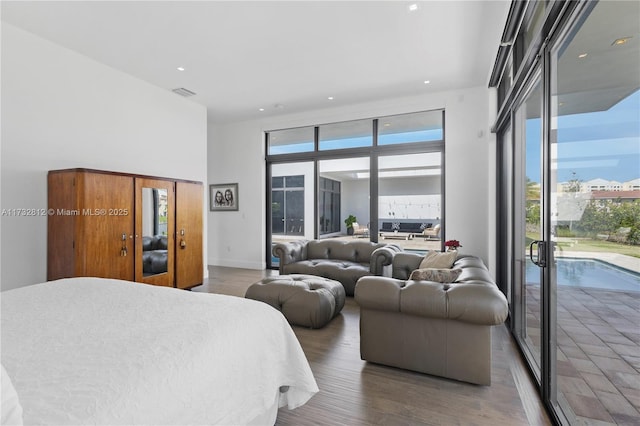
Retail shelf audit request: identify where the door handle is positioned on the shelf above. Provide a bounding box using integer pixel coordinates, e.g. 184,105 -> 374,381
529,240 -> 547,267
120,232 -> 128,257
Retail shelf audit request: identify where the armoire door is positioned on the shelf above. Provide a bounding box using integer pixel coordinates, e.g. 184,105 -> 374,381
175,181 -> 203,289
78,172 -> 135,280
135,178 -> 175,287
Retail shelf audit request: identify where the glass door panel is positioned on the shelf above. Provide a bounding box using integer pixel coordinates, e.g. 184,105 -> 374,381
319,177 -> 341,235
378,153 -> 442,253
515,75 -> 543,373
271,189 -> 285,234
550,1 -> 640,422
269,162 -> 314,268
318,157 -> 369,239
285,189 -> 304,236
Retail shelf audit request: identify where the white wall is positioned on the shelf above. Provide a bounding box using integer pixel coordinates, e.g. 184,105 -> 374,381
1,24 -> 208,290
208,86 -> 498,273
207,122 -> 266,269
341,179 -> 369,233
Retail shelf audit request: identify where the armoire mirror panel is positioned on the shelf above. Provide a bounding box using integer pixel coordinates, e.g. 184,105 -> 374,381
141,187 -> 169,277
135,178 -> 175,287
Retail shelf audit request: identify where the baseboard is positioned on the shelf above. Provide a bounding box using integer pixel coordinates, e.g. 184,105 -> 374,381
208,257 -> 266,270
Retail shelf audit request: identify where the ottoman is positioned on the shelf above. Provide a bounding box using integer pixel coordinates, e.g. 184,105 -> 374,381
245,274 -> 346,328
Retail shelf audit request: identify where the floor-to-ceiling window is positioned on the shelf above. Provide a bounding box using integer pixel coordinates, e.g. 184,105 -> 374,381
266,110 -> 445,268
492,1 -> 640,424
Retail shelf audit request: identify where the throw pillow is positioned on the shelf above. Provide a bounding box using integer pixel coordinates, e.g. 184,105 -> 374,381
419,250 -> 457,269
409,268 -> 463,283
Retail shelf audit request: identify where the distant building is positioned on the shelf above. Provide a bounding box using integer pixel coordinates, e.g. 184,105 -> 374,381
590,190 -> 640,202
623,178 -> 640,191
556,178 -> 640,198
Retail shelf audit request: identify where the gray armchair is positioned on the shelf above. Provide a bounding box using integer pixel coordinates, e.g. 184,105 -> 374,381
355,252 -> 508,385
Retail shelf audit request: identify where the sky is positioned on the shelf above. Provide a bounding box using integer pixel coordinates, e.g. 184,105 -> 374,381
526,89 -> 640,184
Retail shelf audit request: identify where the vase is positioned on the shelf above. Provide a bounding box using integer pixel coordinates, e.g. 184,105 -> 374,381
446,247 -> 457,252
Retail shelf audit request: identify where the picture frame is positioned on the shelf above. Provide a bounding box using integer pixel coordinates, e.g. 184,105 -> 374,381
209,183 -> 238,211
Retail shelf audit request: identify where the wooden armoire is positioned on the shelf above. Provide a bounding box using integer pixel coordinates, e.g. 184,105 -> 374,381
47,168 -> 203,289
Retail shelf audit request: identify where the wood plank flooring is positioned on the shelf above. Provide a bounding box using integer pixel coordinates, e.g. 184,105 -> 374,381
194,266 -> 552,425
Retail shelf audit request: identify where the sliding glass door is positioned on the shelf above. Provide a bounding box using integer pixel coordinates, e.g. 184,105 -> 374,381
548,2 -> 640,422
497,1 -> 640,423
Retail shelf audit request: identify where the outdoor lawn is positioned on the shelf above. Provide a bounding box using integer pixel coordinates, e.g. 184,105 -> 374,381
556,237 -> 640,258
526,233 -> 640,259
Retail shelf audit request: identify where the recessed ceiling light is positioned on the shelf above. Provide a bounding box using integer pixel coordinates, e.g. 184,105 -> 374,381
258,108 -> 265,112
424,80 -> 430,84
327,96 -> 334,100
612,36 -> 632,46
578,53 -> 588,58
177,66 -> 185,71
383,123 -> 391,127
408,3 -> 419,12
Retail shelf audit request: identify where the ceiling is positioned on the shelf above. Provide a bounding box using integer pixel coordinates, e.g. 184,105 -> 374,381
524,0 -> 640,118
1,1 -> 511,124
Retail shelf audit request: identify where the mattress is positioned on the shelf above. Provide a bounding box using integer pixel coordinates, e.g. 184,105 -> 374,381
1,277 -> 318,425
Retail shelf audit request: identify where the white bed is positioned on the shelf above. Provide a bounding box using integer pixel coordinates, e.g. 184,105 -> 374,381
0,277 -> 318,425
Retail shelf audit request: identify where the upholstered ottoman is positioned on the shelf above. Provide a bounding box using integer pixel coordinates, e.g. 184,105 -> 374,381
245,274 -> 346,328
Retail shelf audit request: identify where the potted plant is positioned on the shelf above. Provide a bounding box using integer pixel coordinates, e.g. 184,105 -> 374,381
344,214 -> 357,235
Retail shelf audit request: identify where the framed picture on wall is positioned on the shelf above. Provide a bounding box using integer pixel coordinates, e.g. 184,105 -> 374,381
210,183 -> 238,211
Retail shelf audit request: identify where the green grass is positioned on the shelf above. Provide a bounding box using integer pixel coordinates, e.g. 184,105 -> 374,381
558,239 -> 640,258
526,233 -> 640,258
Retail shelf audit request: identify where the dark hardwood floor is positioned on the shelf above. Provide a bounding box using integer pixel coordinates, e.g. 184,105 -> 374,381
194,266 -> 553,425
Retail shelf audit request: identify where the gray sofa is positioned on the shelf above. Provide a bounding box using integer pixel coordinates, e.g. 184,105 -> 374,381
272,239 -> 401,296
142,235 -> 168,275
355,252 -> 508,385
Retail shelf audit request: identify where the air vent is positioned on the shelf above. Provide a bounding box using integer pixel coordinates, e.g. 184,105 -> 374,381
171,87 -> 196,97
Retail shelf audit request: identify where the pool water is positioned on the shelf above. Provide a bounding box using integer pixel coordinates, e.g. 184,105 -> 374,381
526,258 -> 640,292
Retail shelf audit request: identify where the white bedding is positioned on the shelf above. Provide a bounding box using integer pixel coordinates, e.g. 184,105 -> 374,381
0,278 -> 318,425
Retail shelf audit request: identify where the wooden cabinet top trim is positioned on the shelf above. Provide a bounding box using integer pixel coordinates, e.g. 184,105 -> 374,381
48,168 -> 203,185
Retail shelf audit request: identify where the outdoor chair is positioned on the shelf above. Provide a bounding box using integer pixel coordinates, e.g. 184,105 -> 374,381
352,222 -> 370,238
422,224 -> 441,240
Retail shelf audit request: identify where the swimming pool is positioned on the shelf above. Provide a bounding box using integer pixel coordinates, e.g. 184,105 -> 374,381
526,257 -> 640,292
